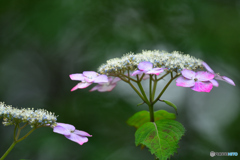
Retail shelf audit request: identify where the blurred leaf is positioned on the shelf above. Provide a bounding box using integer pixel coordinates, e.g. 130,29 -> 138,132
127,110 -> 176,129
135,120 -> 185,160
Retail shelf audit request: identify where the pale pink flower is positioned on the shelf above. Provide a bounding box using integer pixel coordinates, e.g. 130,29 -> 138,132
70,71 -> 108,91
131,61 -> 165,76
176,69 -> 215,92
90,77 -> 121,92
202,62 -> 235,86
53,123 -> 92,145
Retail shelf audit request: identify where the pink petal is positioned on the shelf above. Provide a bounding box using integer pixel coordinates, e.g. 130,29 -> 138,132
209,79 -> 219,87
214,74 -> 222,79
216,76 -> 235,86
94,75 -> 108,83
131,70 -> 143,76
89,85 -> 101,92
83,71 -> 98,78
195,71 -> 214,81
69,74 -> 84,81
71,82 -> 92,91
202,62 -> 214,73
65,133 -> 89,145
176,76 -> 195,87
111,77 -> 121,84
98,84 -> 116,92
55,123 -> 75,131
84,77 -> 95,83
138,61 -> 153,71
53,126 -> 71,136
107,77 -> 113,82
53,123 -> 75,136
181,69 -> 196,79
74,130 -> 92,137
142,74 -> 150,80
146,68 -> 164,75
191,81 -> 213,92
71,84 -> 80,91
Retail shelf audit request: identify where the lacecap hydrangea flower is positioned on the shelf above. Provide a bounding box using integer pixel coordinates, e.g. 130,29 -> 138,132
69,50 -> 235,159
0,102 -> 57,128
70,50 -> 235,93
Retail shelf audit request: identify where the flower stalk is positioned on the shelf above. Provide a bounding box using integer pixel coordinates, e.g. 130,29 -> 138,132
153,73 -> 179,105
0,124 -> 36,160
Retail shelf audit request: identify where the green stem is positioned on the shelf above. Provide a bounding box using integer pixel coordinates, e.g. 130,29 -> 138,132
119,73 -> 138,82
157,72 -> 169,81
152,75 -> 157,100
136,75 -> 150,106
0,124 -> 37,160
17,128 -> 36,143
20,123 -> 28,130
139,73 -> 145,81
0,141 -> 17,160
152,74 -> 179,105
128,81 -> 146,102
118,74 -> 147,103
149,104 -> 154,122
149,75 -> 153,102
13,125 -> 18,141
15,125 -> 21,140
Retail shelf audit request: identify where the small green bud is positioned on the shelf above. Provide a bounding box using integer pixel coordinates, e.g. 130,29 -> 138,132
161,100 -> 178,115
137,102 -> 145,106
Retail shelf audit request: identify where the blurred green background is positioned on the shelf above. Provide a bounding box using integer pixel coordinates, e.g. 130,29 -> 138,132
0,0 -> 240,160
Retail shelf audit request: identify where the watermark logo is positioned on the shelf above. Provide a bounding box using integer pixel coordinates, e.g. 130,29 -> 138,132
210,151 -> 238,157
210,151 -> 215,157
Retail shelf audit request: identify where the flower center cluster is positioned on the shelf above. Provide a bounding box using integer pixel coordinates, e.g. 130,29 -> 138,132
0,102 -> 57,128
98,50 -> 203,75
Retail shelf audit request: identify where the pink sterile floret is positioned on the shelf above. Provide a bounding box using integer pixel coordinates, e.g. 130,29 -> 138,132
202,62 -> 235,86
90,77 -> 121,92
131,61 -> 165,76
53,123 -> 92,145
176,69 -> 215,92
70,71 -> 108,91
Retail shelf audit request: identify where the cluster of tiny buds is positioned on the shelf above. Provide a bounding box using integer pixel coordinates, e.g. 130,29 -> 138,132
98,50 -> 203,75
0,102 -> 57,128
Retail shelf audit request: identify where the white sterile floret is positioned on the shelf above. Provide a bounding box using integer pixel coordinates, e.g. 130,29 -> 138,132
0,102 -> 57,127
98,50 -> 203,75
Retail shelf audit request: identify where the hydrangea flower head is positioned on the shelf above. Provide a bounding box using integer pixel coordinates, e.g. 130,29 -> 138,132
202,62 -> 235,86
90,77 -> 121,92
70,71 -> 108,91
0,102 -> 57,127
98,50 -> 203,75
131,61 -> 165,76
176,69 -> 215,92
53,123 -> 92,145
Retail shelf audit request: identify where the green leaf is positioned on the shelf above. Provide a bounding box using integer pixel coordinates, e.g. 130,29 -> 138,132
135,120 -> 185,160
127,110 -> 176,129
161,100 -> 178,115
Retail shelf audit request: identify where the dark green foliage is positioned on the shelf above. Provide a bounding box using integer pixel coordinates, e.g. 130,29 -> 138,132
127,110 -> 176,129
135,120 -> 185,160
